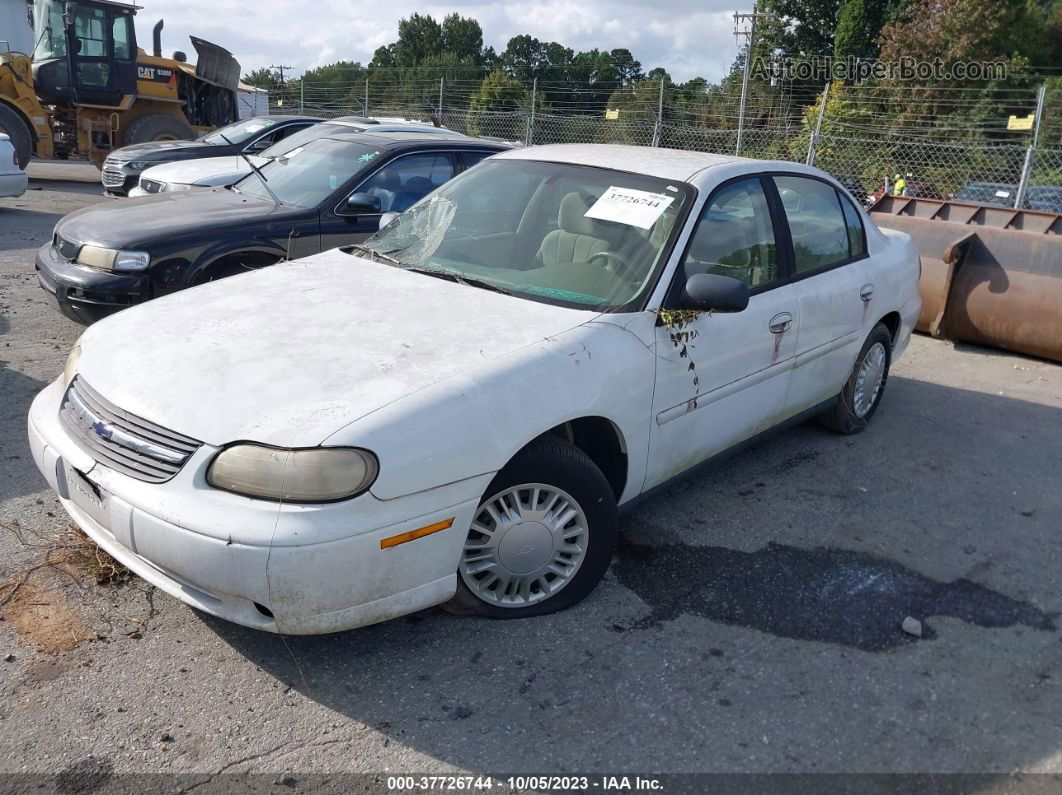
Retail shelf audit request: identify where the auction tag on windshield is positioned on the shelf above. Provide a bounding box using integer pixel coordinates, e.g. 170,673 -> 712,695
585,186 -> 674,230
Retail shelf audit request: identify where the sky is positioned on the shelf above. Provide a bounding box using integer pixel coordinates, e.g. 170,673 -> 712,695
130,0 -> 743,84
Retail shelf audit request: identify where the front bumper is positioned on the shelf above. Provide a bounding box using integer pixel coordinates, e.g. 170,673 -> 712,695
0,171 -> 28,199
28,379 -> 483,634
35,243 -> 149,324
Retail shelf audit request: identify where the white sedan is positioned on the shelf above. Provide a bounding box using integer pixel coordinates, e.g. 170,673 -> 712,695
0,133 -> 28,198
28,144 -> 921,634
127,118 -> 460,197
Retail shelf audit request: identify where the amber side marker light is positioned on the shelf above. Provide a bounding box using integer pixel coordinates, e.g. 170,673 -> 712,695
380,518 -> 455,549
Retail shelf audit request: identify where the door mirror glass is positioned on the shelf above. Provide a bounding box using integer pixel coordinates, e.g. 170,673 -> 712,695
343,192 -> 382,215
682,273 -> 749,313
378,211 -> 400,230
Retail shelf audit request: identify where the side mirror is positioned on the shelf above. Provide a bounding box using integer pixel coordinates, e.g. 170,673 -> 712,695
378,211 -> 400,230
682,273 -> 749,312
343,192 -> 382,215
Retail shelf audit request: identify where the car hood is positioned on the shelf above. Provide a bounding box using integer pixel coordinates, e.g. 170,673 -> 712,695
56,188 -> 303,248
141,156 -> 258,186
76,250 -> 600,447
110,140 -> 224,162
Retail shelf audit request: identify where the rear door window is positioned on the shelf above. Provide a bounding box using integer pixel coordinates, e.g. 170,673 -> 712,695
773,175 -> 851,274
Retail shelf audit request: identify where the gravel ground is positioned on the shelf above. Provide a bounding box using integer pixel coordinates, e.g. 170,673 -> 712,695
1,170 -> 1060,784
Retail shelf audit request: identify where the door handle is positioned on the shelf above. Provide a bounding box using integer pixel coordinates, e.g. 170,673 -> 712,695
860,283 -> 875,302
769,312 -> 793,334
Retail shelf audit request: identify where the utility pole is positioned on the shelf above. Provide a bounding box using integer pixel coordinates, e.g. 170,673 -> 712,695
269,64 -> 292,110
438,77 -> 444,118
1014,83 -> 1047,210
733,10 -> 768,157
365,77 -> 370,117
269,64 -> 293,85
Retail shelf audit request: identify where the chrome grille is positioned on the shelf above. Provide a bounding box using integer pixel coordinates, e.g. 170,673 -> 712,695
102,166 -> 126,187
141,179 -> 163,194
60,377 -> 201,483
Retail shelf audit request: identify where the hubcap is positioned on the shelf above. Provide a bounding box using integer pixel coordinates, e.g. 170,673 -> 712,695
853,342 -> 887,417
460,483 -> 589,608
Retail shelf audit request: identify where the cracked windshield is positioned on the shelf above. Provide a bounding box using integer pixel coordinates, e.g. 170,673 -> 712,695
357,159 -> 692,310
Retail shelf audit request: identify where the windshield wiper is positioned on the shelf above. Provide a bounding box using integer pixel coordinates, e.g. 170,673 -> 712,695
401,266 -> 512,296
344,244 -> 402,266
215,132 -> 235,146
239,152 -> 282,205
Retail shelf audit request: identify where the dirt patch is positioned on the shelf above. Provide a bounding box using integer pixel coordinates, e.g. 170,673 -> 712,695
0,523 -> 132,652
2,580 -> 92,654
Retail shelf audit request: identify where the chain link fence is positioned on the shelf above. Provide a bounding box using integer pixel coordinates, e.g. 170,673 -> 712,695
268,95 -> 1062,213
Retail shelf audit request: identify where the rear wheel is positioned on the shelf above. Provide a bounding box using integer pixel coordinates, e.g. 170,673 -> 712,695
123,113 -> 194,145
446,437 -> 618,619
817,323 -> 892,434
0,104 -> 33,168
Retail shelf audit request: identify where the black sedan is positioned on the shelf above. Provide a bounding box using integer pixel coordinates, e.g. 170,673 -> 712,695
101,115 -> 322,196
39,129 -> 509,324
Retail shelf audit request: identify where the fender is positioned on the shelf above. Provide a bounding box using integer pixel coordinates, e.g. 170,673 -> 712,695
185,243 -> 286,286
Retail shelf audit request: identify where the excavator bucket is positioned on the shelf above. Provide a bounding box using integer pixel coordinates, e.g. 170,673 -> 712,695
869,196 -> 1062,363
190,36 -> 240,92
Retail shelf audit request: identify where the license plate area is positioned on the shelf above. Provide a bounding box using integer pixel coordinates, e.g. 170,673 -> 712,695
65,463 -> 110,528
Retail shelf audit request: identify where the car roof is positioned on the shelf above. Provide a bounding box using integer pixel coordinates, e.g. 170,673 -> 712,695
315,130 -> 509,150
493,143 -> 740,182
253,114 -> 322,123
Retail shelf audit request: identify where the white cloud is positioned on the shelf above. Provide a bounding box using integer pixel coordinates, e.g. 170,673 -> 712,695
132,0 -> 740,83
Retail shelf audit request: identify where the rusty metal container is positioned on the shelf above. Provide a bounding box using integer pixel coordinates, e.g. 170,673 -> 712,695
869,196 -> 1062,362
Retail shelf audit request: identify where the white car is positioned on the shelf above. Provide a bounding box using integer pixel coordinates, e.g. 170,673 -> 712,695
127,118 -> 458,197
0,133 -> 28,198
28,144 -> 921,635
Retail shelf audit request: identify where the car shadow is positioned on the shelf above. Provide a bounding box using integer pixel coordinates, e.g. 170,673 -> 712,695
0,311 -> 49,502
205,375 -> 1062,773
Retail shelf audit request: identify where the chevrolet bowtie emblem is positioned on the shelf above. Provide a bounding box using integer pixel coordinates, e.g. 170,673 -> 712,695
91,420 -> 113,440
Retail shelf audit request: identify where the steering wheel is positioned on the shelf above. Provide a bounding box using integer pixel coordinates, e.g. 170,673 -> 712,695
589,250 -> 633,279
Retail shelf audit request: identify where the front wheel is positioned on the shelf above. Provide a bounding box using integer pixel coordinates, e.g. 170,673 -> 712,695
446,437 -> 618,619
817,323 -> 892,434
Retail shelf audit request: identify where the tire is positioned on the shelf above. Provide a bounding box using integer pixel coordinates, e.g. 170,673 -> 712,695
817,323 -> 892,434
445,436 -> 618,619
123,113 -> 194,145
0,104 -> 33,168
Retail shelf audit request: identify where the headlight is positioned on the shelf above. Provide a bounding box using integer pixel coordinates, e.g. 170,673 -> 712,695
207,445 -> 379,502
63,342 -> 81,387
162,182 -> 194,192
76,246 -> 150,271
114,250 -> 151,271
125,161 -> 153,172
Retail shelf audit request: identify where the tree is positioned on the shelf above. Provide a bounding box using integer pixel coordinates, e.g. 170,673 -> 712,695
501,35 -> 549,83
833,0 -> 906,60
467,69 -> 543,140
242,67 -> 277,90
393,13 -> 443,67
441,14 -> 484,63
609,48 -> 643,86
755,0 -> 843,58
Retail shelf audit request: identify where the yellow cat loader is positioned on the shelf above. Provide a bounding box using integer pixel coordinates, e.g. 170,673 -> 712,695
0,0 -> 240,167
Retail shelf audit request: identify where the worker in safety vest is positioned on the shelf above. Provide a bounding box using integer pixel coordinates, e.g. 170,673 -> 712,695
892,173 -> 907,196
